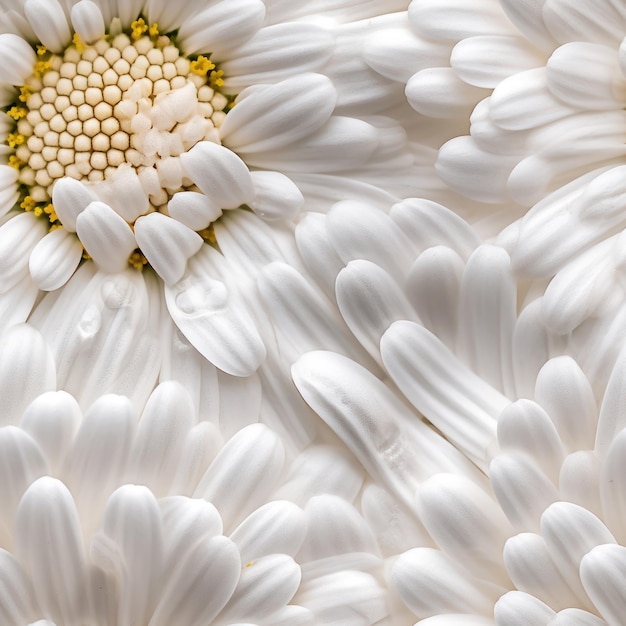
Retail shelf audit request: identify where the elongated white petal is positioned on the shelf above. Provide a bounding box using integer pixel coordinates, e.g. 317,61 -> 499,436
230,500 -> 306,562
249,171 -> 303,221
220,23 -> 334,89
218,554 -> 301,622
0,34 -> 36,86
549,608 -> 607,625
0,324 -> 56,426
29,228 -> 83,291
167,191 -> 222,231
151,535 -> 241,626
503,533 -> 581,611
416,473 -> 513,581
381,320 -> 506,471
560,451 -> 602,519
194,423 -> 285,531
165,261 -> 266,377
70,0 -> 105,43
490,453 -> 559,532
96,485 -> 164,626
534,356 -> 597,452
541,501 -> 615,608
15,478 -> 88,624
580,544 -> 626,626
391,547 -> 503,618
494,591 -> 555,626
219,74 -> 337,153
19,391 -> 80,475
177,0 -> 265,57
596,345 -> 626,456
134,213 -> 203,286
180,141 -> 254,209
24,0 -> 71,53
600,429 -> 626,544
335,259 -> 419,364
0,549 -> 37,624
75,201 -> 137,273
51,177 -> 97,232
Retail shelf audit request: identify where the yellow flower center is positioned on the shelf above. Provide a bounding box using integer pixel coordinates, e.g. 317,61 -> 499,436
5,20 -> 232,227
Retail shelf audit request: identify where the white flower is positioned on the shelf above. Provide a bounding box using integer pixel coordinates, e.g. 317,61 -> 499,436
0,349 -> 393,625
282,198 -> 626,624
0,0 -> 418,376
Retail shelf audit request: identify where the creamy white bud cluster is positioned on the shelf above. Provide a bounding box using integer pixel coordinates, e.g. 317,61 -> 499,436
9,23 -> 230,215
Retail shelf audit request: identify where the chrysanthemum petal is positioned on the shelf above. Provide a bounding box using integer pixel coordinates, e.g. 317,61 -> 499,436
219,74 -> 337,154
0,324 -> 56,426
0,549 -> 37,624
220,23 -> 334,89
51,177 -> 97,233
167,191 -> 222,232
29,228 -> 83,291
493,591 -> 555,626
179,141 -> 255,209
134,213 -> 203,286
70,0 -> 105,44
23,0 -> 71,53
0,33 -> 37,85
248,171 -> 303,221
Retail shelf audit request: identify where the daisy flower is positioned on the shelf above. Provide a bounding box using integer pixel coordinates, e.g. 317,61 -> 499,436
0,0 -> 417,377
0,328 -> 393,625
283,197 -> 626,624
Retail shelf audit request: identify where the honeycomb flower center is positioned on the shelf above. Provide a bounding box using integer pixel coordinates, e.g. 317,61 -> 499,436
7,19 -> 230,221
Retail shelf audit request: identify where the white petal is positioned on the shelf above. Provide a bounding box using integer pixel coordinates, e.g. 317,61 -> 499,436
599,428 -> 626,544
218,554 -> 301,623
335,259 -> 419,365
75,201 -> 137,273
597,345 -> 626,456
219,74 -> 337,154
391,547 -> 502,618
19,390 -> 80,475
177,0 -> 265,57
165,258 -> 266,377
560,451 -> 602,520
457,245 -> 517,397
497,399 -> 565,483
0,324 -> 56,426
167,191 -> 222,231
151,535 -> 241,626
580,544 -> 626,626
248,171 -> 303,221
299,494 -> 378,562
0,34 -> 37,85
194,423 -> 285,531
95,485 -> 164,626
416,473 -> 513,581
29,228 -> 83,291
70,0 -> 105,43
134,213 -> 203,286
219,23 -> 334,89
490,453 -> 559,532
381,321 -> 506,471
130,381 -> 195,495
51,177 -> 97,232
546,42 -> 626,110
230,500 -> 306,562
0,550 -> 37,624
549,608 -> 607,626
24,0 -> 71,53
503,533 -> 580,611
406,68 -> 489,118
15,477 -> 88,624
180,141 -> 254,209
451,35 -> 546,89
499,0 -> 557,51
541,501 -> 615,607
494,591 -> 555,626
534,356 -> 597,452
89,164 -> 149,222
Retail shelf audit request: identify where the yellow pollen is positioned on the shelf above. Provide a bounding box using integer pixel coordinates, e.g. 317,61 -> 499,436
34,60 -> 51,77
33,206 -> 43,217
148,22 -> 160,38
245,561 -> 256,568
72,33 -> 87,53
20,195 -> 36,211
36,44 -> 48,56
49,223 -> 62,232
209,69 -> 224,88
18,86 -> 32,102
7,106 -> 26,120
131,18 -> 149,40
190,55 -> 215,76
128,250 -> 148,270
8,155 -> 23,169
43,203 -> 58,223
7,133 -> 24,148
